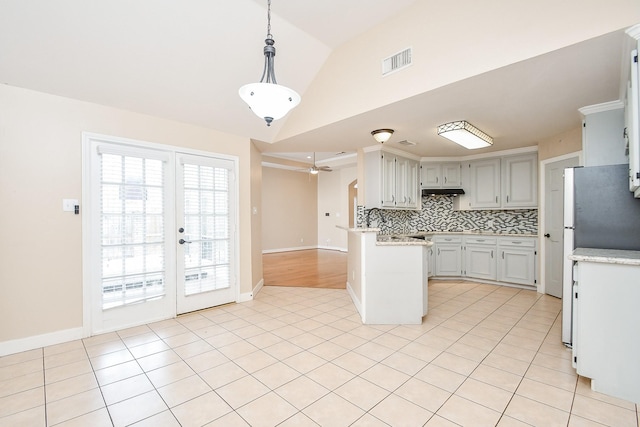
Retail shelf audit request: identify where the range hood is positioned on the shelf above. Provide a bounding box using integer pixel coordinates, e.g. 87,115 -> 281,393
422,188 -> 465,196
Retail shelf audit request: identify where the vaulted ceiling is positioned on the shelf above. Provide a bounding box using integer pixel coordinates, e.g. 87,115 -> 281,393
1,1 -> 639,166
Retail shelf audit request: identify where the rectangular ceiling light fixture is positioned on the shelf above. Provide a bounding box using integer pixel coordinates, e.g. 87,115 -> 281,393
437,121 -> 493,149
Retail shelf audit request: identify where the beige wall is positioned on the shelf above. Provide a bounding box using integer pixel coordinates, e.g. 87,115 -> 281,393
538,127 -> 583,161
280,0 -> 640,140
261,167 -> 318,251
317,166 -> 357,251
250,142 -> 264,290
0,84 -> 255,344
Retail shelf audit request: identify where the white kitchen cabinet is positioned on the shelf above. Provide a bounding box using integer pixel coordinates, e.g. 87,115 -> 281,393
625,47 -> 640,195
464,237 -> 497,280
502,153 -> 538,208
580,102 -> 626,168
421,162 -> 461,188
570,255 -> 640,403
381,152 -> 397,208
460,153 -> 538,210
364,150 -> 420,210
434,235 -> 462,276
425,236 -> 435,277
497,237 -> 536,286
399,158 -> 420,209
468,158 -> 501,209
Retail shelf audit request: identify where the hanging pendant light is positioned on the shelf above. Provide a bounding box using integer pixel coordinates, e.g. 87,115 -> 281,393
239,0 -> 301,126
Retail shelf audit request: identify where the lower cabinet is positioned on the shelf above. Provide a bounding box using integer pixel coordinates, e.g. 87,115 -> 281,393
426,237 -> 435,278
434,236 -> 462,276
430,234 -> 537,287
464,237 -> 497,281
497,238 -> 536,286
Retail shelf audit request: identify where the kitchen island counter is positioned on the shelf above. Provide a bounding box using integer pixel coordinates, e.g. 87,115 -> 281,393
344,228 -> 428,324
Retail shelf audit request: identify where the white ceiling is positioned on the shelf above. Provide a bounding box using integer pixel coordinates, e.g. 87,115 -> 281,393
0,1 -> 633,167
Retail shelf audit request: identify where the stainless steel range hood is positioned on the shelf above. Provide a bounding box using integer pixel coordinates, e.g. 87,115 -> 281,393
421,188 -> 465,196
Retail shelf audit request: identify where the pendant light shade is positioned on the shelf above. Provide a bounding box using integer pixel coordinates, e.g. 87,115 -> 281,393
437,121 -> 493,149
239,83 -> 300,125
239,0 -> 300,126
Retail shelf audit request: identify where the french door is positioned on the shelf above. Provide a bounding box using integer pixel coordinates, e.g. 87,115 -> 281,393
84,135 -> 237,334
175,153 -> 235,314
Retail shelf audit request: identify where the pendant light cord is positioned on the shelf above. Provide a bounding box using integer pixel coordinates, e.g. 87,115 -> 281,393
266,0 -> 272,38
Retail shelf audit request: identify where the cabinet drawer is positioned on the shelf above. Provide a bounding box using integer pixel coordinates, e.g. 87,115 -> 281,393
498,238 -> 536,248
464,237 -> 497,245
434,235 -> 462,244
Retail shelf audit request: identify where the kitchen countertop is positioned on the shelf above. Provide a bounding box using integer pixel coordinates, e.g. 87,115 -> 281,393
338,226 -> 538,246
569,248 -> 640,266
375,235 -> 433,246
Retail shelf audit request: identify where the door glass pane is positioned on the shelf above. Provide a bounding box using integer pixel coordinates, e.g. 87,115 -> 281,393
182,163 -> 231,296
100,153 -> 166,310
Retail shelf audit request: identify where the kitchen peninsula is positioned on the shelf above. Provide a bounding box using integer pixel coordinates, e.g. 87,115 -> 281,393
343,227 -> 431,325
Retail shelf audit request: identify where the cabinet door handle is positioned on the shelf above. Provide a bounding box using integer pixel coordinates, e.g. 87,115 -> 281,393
404,196 -> 407,203
491,250 -> 494,258
477,239 -> 485,242
507,195 -> 510,202
438,248 -> 440,255
495,196 -> 498,203
502,251 -> 505,259
444,176 -> 447,184
436,176 -> 439,183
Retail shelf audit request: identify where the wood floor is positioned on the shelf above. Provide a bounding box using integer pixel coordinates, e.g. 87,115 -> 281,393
263,249 -> 347,289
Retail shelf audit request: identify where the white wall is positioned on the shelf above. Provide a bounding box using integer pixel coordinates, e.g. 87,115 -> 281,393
0,85 -> 256,350
317,166 -> 357,251
261,167 -> 318,252
280,0 -> 640,140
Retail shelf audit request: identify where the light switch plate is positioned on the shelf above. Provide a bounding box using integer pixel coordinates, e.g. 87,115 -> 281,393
63,199 -> 78,212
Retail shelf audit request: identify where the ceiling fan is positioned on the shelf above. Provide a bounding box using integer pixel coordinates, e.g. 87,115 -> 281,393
306,152 -> 332,174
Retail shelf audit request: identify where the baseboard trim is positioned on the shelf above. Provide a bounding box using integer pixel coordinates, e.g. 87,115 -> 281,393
237,279 -> 263,302
0,327 -> 84,357
317,245 -> 347,252
346,282 -> 363,320
262,246 -> 317,254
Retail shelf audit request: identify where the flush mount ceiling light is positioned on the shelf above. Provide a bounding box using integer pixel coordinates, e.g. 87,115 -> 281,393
239,0 -> 301,126
437,121 -> 493,149
371,128 -> 394,144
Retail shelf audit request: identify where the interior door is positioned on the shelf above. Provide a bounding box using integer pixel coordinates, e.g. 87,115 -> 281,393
176,154 -> 236,314
544,156 -> 579,298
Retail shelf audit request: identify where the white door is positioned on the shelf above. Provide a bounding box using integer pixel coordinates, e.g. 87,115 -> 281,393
85,136 -> 237,334
544,156 -> 579,298
176,154 -> 236,314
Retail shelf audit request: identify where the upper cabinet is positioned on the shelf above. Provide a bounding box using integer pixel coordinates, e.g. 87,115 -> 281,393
625,24 -> 640,197
364,150 -> 420,210
420,162 -> 461,188
580,102 -> 626,168
461,152 -> 538,210
502,153 -> 538,208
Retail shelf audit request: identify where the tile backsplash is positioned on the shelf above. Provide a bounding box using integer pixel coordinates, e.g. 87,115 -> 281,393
358,196 -> 538,234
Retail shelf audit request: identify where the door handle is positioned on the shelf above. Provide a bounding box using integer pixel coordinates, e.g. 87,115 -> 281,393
179,239 -> 192,245
544,233 -> 550,238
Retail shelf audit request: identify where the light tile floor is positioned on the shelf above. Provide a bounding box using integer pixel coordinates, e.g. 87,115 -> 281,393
0,280 -> 638,426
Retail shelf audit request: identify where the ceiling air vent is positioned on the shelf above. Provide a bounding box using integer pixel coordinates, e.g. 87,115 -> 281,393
382,47 -> 412,76
397,140 -> 416,146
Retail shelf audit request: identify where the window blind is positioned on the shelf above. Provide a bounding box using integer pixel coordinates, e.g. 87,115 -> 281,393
100,152 -> 166,309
